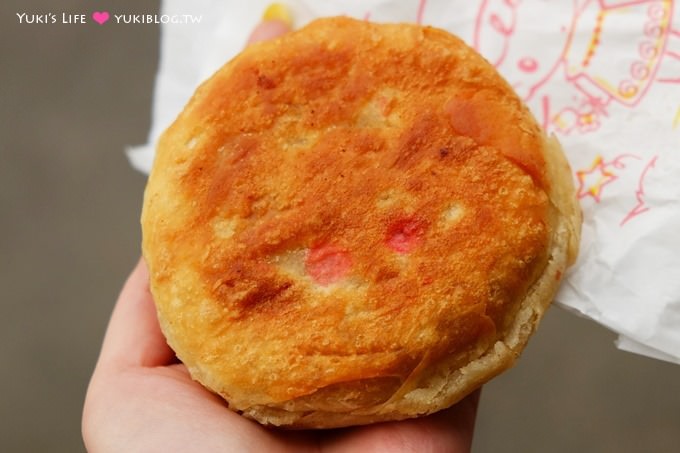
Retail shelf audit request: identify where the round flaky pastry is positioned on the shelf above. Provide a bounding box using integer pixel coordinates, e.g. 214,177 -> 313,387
142,17 -> 581,428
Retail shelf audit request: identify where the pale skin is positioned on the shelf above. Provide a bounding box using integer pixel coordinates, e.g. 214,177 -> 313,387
82,21 -> 480,453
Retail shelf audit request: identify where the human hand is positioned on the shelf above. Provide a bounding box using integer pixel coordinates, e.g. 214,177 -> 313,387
82,259 -> 479,452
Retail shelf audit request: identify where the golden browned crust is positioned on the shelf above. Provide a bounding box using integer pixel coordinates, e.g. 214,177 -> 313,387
141,17 -> 581,428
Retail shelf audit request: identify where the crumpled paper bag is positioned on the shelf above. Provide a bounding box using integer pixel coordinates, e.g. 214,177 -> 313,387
129,0 -> 680,364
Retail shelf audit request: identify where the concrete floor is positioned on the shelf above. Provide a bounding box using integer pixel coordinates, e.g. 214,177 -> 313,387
1,0 -> 678,451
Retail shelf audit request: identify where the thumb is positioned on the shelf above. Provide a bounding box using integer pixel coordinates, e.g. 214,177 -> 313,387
247,3 -> 293,44
95,258 -> 175,371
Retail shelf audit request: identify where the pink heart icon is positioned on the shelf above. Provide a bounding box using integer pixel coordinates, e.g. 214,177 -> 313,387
92,11 -> 110,25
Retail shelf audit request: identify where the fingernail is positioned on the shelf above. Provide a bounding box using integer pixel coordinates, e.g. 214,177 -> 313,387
262,3 -> 293,28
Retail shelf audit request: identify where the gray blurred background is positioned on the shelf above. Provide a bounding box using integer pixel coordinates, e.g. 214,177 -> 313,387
1,1 -> 678,451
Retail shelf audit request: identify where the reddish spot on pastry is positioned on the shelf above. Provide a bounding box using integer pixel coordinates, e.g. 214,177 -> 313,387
386,217 -> 424,253
305,244 -> 352,285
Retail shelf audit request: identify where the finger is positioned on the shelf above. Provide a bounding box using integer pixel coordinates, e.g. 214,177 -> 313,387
96,258 -> 176,371
320,389 -> 481,453
247,3 -> 292,45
